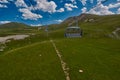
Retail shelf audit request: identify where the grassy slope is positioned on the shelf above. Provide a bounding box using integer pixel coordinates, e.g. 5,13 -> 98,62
80,15 -> 120,37
0,22 -> 28,29
54,38 -> 120,80
0,41 -> 65,80
48,26 -> 120,80
60,14 -> 120,38
49,14 -> 120,80
0,22 -> 38,36
0,14 -> 120,80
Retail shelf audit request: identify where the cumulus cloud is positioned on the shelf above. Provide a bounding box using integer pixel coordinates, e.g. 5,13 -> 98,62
70,0 -> 77,4
70,0 -> 75,2
88,3 -> 114,15
0,0 -> 9,3
0,4 -> 7,8
34,0 -> 57,13
0,0 -> 10,8
82,0 -> 120,15
15,0 -> 27,8
57,8 -> 64,12
0,21 -> 11,24
108,2 -> 120,8
81,7 -> 87,13
14,0 -> 66,21
80,0 -> 87,6
29,0 -> 64,13
15,0 -> 43,20
97,0 -> 106,3
117,8 -> 120,14
90,0 -> 93,3
55,19 -> 63,23
65,3 -> 78,11
30,24 -> 42,26
19,8 -> 42,20
80,0 -> 106,5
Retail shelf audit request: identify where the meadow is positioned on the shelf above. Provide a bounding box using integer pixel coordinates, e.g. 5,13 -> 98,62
0,14 -> 120,80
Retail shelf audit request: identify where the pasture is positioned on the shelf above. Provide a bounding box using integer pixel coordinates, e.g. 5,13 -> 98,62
0,14 -> 120,80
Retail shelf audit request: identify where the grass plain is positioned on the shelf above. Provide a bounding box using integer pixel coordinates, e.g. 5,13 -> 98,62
0,14 -> 120,80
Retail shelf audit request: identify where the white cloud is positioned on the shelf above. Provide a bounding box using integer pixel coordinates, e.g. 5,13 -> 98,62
0,0 -> 10,8
90,0 -> 93,3
80,0 -> 87,6
97,0 -> 106,2
97,0 -> 108,5
30,24 -> 42,26
117,8 -> 120,14
34,0 -> 57,13
65,3 -> 78,11
81,7 -> 87,13
88,3 -> 115,15
15,0 -> 43,20
14,0 -> 65,21
0,21 -> 11,24
15,0 -> 27,8
0,0 -> 9,3
15,0 -> 65,20
57,8 -> 64,12
70,0 -> 75,2
108,2 -> 120,8
55,19 -> 63,23
19,8 -> 42,20
0,4 -> 7,8
70,0 -> 77,4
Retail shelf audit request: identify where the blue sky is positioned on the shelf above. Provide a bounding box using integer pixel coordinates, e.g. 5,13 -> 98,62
0,0 -> 120,26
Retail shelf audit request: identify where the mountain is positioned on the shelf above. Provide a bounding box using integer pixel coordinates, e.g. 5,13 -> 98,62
0,22 -> 30,29
0,22 -> 37,36
62,14 -> 120,27
57,14 -> 120,38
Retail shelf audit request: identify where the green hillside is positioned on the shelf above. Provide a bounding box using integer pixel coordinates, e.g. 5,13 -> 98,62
0,22 -> 38,36
0,22 -> 29,28
0,14 -> 120,80
57,14 -> 120,39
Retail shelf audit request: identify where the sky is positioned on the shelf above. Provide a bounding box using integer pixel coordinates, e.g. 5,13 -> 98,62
0,0 -> 120,26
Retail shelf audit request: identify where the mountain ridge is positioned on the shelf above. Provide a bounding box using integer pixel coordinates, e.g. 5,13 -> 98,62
0,22 -> 30,29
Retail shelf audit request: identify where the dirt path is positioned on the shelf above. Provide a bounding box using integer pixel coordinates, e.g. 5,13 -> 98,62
1,41 -> 48,56
50,39 -> 70,80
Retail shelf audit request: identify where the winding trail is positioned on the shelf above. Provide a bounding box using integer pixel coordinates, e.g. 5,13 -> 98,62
50,39 -> 70,80
1,41 -> 48,56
